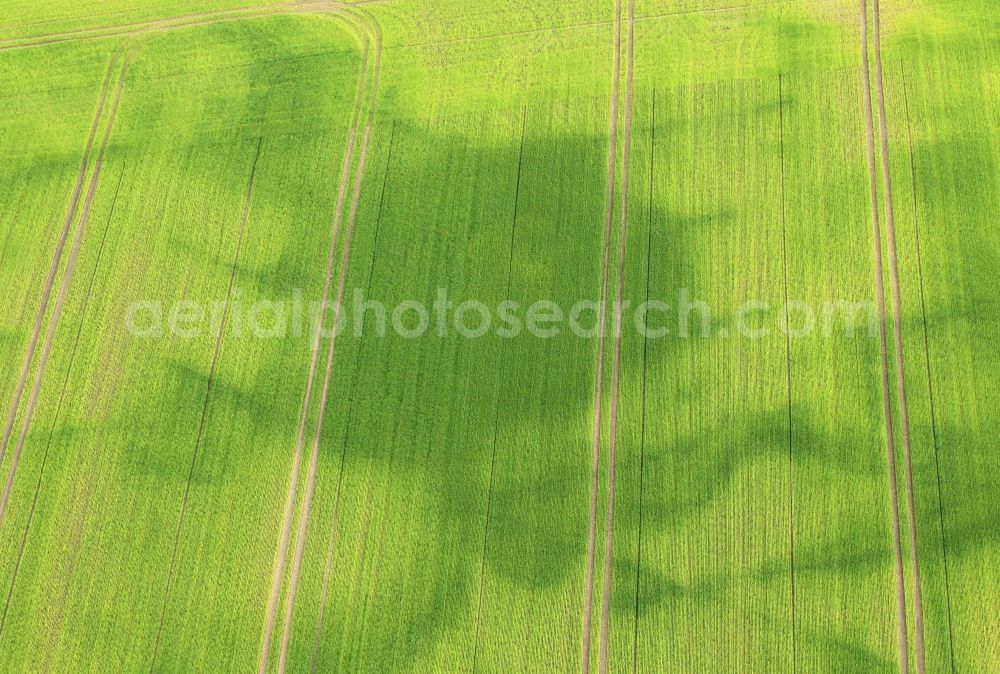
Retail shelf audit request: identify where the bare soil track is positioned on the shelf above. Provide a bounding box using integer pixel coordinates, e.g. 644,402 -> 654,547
259,9 -> 383,674
598,0 -> 635,671
0,56 -> 125,655
0,52 -> 128,529
582,0 -> 623,669
0,163 -> 126,655
308,117 -> 398,673
258,118 -> 358,674
871,1 -> 926,670
0,0 -> 377,535
859,1 -> 913,672
276,121 -> 375,673
0,4 -> 383,669
0,50 -> 121,477
275,51 -> 382,673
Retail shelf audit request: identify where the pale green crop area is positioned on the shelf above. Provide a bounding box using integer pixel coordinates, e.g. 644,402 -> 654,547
0,1 -> 996,672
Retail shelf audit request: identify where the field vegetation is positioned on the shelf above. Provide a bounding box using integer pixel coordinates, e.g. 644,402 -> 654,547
0,0 -> 995,672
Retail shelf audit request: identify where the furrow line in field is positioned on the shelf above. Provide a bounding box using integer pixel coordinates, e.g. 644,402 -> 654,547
899,62 -> 957,674
309,117 -> 396,673
272,13 -> 383,670
630,87 -> 655,674
148,137 -> 265,672
470,106 -> 528,674
0,0 -> 374,535
871,3 -> 926,671
275,119 -> 376,674
0,55 -> 128,530
0,49 -> 121,471
777,72 -> 797,671
0,4 -> 381,669
258,14 -> 373,672
598,0 -> 635,670
858,2 -> 910,672
0,163 -> 125,641
582,0 -> 623,670
11,8 -> 381,670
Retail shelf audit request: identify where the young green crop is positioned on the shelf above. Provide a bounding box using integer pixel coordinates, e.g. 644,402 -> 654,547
0,0 -> 995,672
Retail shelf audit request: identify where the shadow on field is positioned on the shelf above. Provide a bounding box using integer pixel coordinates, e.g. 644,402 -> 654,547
0,328 -> 21,361
88,85 -> 999,672
295,111 -> 939,671
303,117 -> 1000,671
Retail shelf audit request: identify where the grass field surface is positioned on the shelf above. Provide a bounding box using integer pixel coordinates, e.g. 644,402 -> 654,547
0,0 -> 996,672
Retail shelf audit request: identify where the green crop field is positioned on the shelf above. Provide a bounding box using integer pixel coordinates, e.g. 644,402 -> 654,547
0,0 -> 995,672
